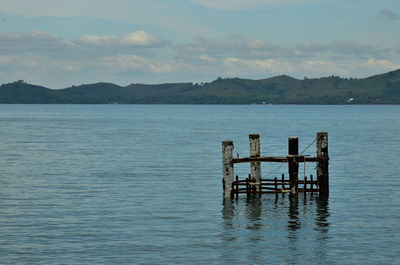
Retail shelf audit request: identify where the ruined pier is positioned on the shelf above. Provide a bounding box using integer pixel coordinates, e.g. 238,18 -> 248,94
222,132 -> 329,198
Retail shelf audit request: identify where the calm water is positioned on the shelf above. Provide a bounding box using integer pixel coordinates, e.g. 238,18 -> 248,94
0,105 -> 399,264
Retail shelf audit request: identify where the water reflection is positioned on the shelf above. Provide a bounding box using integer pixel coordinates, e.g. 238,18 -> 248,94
245,195 -> 262,231
220,199 -> 236,263
288,196 -> 301,232
315,196 -> 330,233
286,196 -> 301,264
221,199 -> 235,240
220,195 -> 331,263
314,196 -> 330,263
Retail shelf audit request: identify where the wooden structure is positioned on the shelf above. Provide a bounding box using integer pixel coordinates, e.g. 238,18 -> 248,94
222,132 -> 329,198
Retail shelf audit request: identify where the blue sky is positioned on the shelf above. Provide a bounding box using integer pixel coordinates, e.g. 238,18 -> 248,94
0,0 -> 399,88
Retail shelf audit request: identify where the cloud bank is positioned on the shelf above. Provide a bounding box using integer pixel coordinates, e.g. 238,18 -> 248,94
0,30 -> 399,88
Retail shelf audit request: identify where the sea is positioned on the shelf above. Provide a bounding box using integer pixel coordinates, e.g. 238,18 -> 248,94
0,104 -> 399,264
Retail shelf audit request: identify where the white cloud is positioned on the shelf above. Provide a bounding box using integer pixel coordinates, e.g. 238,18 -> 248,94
120,31 -> 162,46
0,31 -> 66,55
59,62 -> 81,72
101,54 -> 176,73
295,41 -> 389,57
301,60 -> 347,76
365,58 -> 400,71
223,57 -> 294,75
303,60 -> 336,67
76,31 -> 166,48
176,35 -> 393,62
0,55 -> 38,68
193,54 -> 217,63
220,56 -> 399,79
367,58 -> 392,67
247,38 -> 269,49
226,34 -> 277,51
175,34 -> 281,60
77,35 -> 115,46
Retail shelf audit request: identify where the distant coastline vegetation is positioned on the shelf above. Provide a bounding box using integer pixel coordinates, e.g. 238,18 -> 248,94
1,69 -> 400,104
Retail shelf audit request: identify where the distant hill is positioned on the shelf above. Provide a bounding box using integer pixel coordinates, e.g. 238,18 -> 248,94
1,69 -> 400,104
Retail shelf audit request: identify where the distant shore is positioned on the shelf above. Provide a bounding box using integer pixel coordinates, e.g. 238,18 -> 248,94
1,69 -> 399,104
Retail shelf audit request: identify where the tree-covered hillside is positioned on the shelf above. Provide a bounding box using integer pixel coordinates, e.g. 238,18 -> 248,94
1,69 -> 400,104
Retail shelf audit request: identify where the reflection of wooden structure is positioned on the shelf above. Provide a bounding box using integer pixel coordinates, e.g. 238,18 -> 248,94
222,132 -> 329,198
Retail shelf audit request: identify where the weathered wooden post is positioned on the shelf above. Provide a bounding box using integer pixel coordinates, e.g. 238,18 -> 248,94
249,134 -> 261,192
317,132 -> 329,195
288,137 -> 299,195
222,140 -> 234,198
304,176 -> 307,197
310,174 -> 314,194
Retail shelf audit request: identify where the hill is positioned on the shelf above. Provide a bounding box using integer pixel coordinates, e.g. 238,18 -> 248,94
1,69 -> 400,104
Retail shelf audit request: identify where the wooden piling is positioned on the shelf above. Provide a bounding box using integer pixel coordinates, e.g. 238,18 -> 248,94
249,134 -> 261,192
310,174 -> 314,194
288,137 -> 298,156
288,137 -> 299,196
304,176 -> 307,197
317,132 -> 329,195
222,140 -> 234,198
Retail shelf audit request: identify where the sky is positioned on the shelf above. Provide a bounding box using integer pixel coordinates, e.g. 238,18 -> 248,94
0,0 -> 399,88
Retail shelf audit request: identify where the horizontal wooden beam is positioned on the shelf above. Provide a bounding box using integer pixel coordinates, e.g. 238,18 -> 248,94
233,190 -> 290,194
232,156 -> 318,164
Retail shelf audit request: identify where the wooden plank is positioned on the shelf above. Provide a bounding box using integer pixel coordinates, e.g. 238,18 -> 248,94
297,180 -> 318,185
261,187 -> 283,190
261,183 -> 288,187
232,156 -> 317,163
261,177 -> 290,182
